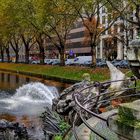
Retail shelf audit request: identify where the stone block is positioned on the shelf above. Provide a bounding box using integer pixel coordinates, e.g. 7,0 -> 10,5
118,100 -> 140,121
108,115 -> 140,140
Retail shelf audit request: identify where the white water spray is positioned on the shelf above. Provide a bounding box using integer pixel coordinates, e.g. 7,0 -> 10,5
0,82 -> 59,115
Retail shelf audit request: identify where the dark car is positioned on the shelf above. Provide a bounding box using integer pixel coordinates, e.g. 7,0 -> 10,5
96,60 -> 107,67
111,59 -> 121,65
47,59 -> 59,65
83,60 -> 92,67
113,60 -> 129,68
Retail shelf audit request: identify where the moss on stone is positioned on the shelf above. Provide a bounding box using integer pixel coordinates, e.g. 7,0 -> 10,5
117,117 -> 140,128
118,102 -> 140,121
109,115 -> 140,140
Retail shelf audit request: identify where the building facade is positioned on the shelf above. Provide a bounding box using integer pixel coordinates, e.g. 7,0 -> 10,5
44,5 -> 137,60
7,4 -> 137,61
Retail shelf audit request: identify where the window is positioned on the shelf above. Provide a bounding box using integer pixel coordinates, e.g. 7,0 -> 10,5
102,7 -> 106,13
74,21 -> 83,28
102,16 -> 106,24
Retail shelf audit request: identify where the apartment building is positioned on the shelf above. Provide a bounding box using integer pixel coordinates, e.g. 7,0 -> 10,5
45,5 -> 137,60
8,4 -> 137,61
62,7 -> 126,60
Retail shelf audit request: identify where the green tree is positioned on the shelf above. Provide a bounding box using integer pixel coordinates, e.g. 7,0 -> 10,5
0,0 -> 36,63
0,0 -> 23,63
30,0 -> 78,65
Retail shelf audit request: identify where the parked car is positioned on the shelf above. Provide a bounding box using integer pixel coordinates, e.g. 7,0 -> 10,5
96,58 -> 102,63
121,60 -> 129,68
83,59 -> 106,67
44,59 -> 52,64
96,60 -> 107,67
83,60 -> 92,67
113,60 -> 129,68
51,59 -> 60,65
46,59 -> 58,65
111,59 -> 121,65
73,56 -> 92,66
65,59 -> 75,65
31,60 -> 40,64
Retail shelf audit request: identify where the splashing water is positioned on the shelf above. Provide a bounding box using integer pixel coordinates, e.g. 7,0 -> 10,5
15,82 -> 58,103
0,82 -> 59,115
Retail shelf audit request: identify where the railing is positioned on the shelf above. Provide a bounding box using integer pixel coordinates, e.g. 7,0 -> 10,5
71,76 -> 140,140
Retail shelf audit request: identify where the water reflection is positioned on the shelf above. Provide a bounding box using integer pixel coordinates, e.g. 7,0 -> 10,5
0,71 -> 71,139
0,71 -> 71,93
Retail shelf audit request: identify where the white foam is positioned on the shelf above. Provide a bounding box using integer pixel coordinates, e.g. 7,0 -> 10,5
0,82 -> 59,115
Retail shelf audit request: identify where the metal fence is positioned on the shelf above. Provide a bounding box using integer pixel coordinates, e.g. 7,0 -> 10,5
71,76 -> 139,140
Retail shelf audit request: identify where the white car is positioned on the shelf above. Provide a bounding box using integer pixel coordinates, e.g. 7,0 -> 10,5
44,59 -> 51,64
65,59 -> 75,65
51,59 -> 60,65
31,60 -> 40,64
73,56 -> 92,65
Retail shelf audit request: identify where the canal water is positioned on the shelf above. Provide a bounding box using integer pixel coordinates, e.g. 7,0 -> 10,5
0,71 -> 71,139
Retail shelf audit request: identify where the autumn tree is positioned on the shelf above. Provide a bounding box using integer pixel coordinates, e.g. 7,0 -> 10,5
68,0 -> 120,66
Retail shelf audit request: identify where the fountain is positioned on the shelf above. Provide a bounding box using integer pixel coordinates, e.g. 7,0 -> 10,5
0,82 -> 60,139
0,82 -> 59,115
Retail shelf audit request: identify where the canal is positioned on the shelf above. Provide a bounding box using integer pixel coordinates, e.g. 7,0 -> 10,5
0,71 -> 71,139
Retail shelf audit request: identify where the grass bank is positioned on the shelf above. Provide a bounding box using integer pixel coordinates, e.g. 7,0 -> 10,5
0,63 -> 130,83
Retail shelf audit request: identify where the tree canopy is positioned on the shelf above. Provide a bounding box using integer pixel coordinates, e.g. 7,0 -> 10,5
0,0 -> 139,64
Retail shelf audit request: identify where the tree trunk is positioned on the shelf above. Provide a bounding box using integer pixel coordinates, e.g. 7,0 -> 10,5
0,48 -> 4,62
10,41 -> 19,63
91,44 -> 96,67
36,34 -> 45,65
21,35 -> 30,64
60,47 -> 65,66
6,47 -> 10,63
39,46 -> 45,64
25,47 -> 30,64
15,51 -> 19,63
